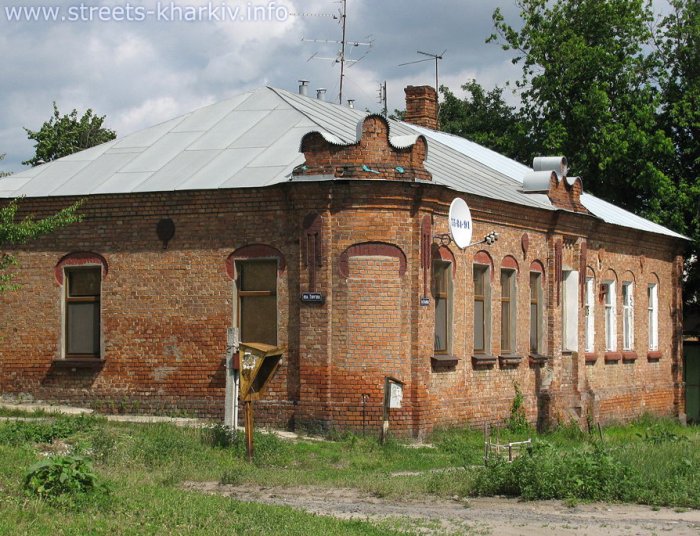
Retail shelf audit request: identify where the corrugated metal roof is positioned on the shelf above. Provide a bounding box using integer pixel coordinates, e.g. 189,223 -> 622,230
0,86 -> 684,240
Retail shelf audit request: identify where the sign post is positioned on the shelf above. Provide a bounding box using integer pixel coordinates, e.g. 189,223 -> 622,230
238,342 -> 285,462
224,328 -> 240,429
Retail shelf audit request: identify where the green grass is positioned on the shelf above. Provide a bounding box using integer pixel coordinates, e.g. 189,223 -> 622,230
0,411 -> 697,534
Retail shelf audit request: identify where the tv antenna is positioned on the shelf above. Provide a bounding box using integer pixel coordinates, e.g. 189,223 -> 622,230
398,49 -> 447,95
302,0 -> 373,104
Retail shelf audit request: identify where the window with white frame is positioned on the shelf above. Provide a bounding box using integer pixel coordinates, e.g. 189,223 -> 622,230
562,270 -> 579,352
604,280 -> 617,351
584,276 -> 595,353
64,266 -> 101,357
648,283 -> 658,351
622,282 -> 634,350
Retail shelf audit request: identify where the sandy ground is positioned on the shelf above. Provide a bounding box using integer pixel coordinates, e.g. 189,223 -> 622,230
183,481 -> 700,535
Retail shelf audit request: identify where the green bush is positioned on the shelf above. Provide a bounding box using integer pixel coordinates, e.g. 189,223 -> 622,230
23,455 -> 103,499
505,383 -> 531,433
473,440 -> 629,501
0,415 -> 98,446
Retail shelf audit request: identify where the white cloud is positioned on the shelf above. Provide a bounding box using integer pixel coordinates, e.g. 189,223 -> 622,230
0,0 -> 527,173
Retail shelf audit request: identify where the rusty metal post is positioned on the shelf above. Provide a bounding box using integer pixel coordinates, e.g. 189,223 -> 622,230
244,400 -> 254,462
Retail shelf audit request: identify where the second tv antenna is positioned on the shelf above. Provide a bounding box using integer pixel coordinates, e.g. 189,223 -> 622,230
398,49 -> 447,95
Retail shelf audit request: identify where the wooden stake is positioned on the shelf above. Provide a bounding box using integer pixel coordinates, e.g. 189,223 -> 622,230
244,400 -> 254,462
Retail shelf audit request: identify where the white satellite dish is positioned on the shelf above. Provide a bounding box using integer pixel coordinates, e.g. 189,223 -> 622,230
449,198 -> 473,249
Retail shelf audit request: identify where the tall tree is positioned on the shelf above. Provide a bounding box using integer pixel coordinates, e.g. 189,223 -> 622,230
655,0 -> 700,305
23,103 -> 116,167
1,199 -> 82,292
488,0 -> 679,225
439,80 -> 531,163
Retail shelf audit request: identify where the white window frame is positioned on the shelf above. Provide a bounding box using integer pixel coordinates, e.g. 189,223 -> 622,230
562,270 -> 579,352
584,276 -> 595,353
604,280 -> 617,351
648,283 -> 658,351
622,281 -> 634,351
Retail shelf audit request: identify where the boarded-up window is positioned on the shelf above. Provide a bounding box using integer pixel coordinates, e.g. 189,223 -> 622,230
238,260 -> 277,346
65,267 -> 101,356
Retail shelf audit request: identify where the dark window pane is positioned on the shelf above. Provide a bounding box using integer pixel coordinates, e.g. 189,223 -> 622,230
474,267 -> 484,295
501,301 -> 511,351
68,268 -> 101,297
474,300 -> 485,351
501,271 -> 511,298
435,297 -> 447,352
240,261 -> 277,292
530,303 -> 538,352
67,302 -> 100,354
241,295 -> 277,345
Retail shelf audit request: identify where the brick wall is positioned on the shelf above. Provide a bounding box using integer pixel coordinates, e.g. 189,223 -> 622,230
0,178 -> 684,435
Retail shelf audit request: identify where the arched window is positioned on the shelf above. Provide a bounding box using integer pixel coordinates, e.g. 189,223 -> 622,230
529,260 -> 546,355
500,256 -> 519,354
227,245 -> 285,346
432,246 -> 455,354
473,251 -> 493,355
55,252 -> 108,359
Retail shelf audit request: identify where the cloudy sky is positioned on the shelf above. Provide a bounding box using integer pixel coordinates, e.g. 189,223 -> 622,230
4,0 -> 663,173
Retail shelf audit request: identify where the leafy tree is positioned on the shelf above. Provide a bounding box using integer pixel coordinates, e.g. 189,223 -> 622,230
439,81 -> 531,163
0,198 -> 82,292
23,103 -> 116,167
654,0 -> 700,305
443,0 -> 698,302
488,0 -> 679,223
0,153 -> 10,178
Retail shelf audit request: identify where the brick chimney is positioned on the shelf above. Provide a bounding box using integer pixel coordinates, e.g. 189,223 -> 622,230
404,85 -> 438,130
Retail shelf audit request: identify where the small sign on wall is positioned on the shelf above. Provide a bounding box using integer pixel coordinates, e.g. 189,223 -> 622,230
420,297 -> 430,306
389,381 -> 403,409
301,292 -> 325,304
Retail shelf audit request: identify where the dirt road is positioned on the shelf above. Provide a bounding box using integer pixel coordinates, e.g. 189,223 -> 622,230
183,481 -> 700,535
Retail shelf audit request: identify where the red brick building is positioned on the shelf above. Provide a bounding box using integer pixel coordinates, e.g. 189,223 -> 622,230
0,85 -> 687,436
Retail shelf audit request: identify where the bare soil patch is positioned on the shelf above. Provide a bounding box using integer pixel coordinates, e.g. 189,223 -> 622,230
183,481 -> 700,535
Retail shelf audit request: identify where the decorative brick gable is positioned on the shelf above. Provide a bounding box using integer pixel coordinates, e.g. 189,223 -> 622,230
295,115 -> 432,182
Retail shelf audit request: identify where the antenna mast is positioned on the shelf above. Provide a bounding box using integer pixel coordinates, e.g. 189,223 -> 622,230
302,0 -> 373,104
398,49 -> 446,95
339,0 -> 347,105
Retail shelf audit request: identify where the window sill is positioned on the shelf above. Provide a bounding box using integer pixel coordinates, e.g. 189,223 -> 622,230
528,353 -> 548,366
584,352 -> 598,364
647,351 -> 662,362
622,351 -> 638,362
472,354 -> 497,367
431,355 -> 459,367
52,358 -> 105,370
604,351 -> 622,363
499,354 -> 522,367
